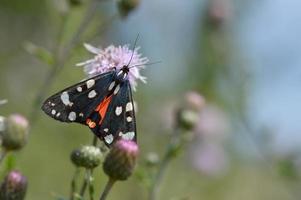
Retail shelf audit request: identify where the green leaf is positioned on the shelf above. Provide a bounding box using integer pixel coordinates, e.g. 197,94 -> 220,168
23,42 -> 54,65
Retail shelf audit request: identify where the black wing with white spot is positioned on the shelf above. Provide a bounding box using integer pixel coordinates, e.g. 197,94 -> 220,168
90,80 -> 137,146
41,71 -> 115,124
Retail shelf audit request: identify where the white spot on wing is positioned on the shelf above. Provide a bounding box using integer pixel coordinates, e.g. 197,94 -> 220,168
120,132 -> 135,140
79,113 -> 84,117
104,128 -> 109,132
108,81 -> 115,91
56,112 -> 61,117
61,91 -> 73,106
51,109 -> 56,115
88,90 -> 97,98
51,103 -> 55,106
114,84 -> 120,95
126,116 -> 132,122
77,86 -> 82,92
68,112 -> 76,121
126,102 -> 133,112
86,79 -> 95,89
104,134 -> 114,144
115,106 -> 122,116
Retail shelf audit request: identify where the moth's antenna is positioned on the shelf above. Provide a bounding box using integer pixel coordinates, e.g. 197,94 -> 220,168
126,34 -> 140,67
129,61 -> 162,69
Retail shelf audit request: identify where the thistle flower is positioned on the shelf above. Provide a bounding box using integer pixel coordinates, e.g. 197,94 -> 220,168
0,170 -> 28,200
70,145 -> 103,169
0,114 -> 29,151
103,139 -> 138,181
190,143 -> 228,177
76,43 -> 149,90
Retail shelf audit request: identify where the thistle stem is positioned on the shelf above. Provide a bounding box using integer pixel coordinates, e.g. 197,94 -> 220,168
0,149 -> 7,164
148,147 -> 172,200
30,0 -> 101,123
87,169 -> 94,200
70,168 -> 80,200
99,178 -> 116,200
148,129 -> 182,200
79,169 -> 91,197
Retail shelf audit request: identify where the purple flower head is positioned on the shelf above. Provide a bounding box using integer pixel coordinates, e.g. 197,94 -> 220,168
190,143 -> 228,177
0,170 -> 28,200
76,43 -> 149,91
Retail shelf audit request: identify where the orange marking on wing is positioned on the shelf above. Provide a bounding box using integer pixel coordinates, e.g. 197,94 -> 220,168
86,118 -> 96,128
95,95 -> 113,125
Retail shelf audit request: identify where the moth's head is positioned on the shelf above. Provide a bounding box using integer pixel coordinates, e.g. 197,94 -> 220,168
116,65 -> 130,81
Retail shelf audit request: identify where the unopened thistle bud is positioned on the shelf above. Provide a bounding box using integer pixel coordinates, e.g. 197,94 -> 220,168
176,109 -> 199,131
145,152 -> 159,167
0,114 -> 29,151
0,170 -> 28,200
117,0 -> 140,17
103,140 -> 139,181
71,146 -> 102,169
176,92 -> 205,131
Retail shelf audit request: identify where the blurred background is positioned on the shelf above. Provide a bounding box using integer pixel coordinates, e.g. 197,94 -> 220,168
0,0 -> 301,199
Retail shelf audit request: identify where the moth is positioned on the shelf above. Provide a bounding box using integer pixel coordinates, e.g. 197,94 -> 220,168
41,65 -> 137,147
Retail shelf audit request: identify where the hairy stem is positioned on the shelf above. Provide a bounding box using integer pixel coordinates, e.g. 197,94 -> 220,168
99,178 -> 115,200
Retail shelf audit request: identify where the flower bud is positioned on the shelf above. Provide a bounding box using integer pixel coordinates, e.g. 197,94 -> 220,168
145,152 -> 159,167
206,0 -> 232,28
184,92 -> 205,112
117,0 -> 140,17
175,91 -> 205,131
0,170 -> 28,200
71,146 -> 102,169
0,114 -> 29,151
177,109 -> 199,131
103,140 -> 139,181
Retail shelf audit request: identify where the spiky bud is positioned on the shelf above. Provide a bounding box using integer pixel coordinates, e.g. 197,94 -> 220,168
103,140 -> 139,181
71,146 -> 102,169
0,170 -> 28,200
117,0 -> 140,17
0,114 -> 29,151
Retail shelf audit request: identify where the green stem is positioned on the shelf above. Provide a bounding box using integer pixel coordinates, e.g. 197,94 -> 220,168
79,169 -> 90,197
70,168 -> 80,200
148,148 -> 172,200
0,149 -> 7,164
87,169 -> 94,200
30,0 -> 101,123
99,178 -> 115,200
148,129 -> 182,200
79,136 -> 98,198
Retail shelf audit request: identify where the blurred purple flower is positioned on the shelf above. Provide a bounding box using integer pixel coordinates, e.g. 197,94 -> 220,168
77,43 -> 149,90
195,105 -> 229,142
190,143 -> 228,177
